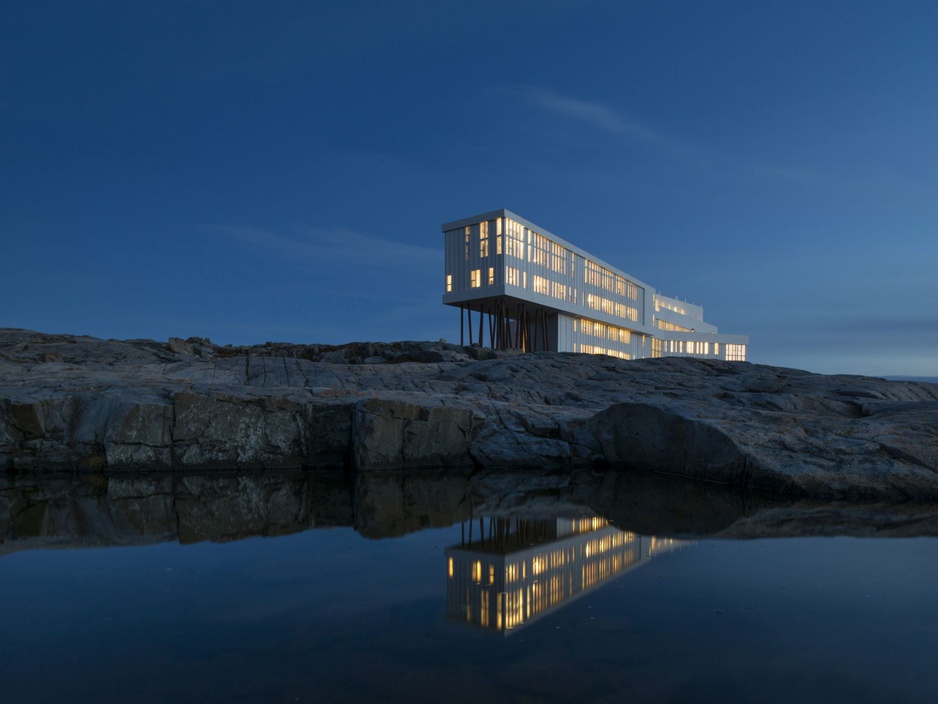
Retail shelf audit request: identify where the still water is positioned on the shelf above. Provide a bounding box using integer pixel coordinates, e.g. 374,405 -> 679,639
2,470 -> 937,703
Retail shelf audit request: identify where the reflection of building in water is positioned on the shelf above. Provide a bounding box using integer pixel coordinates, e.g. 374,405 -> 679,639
445,516 -> 684,634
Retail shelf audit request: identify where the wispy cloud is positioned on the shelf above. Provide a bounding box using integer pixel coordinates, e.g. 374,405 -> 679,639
519,87 -> 659,140
205,225 -> 439,268
511,87 -> 845,191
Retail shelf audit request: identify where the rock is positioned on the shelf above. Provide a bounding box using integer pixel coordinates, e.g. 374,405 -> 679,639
1,328 -> 937,499
168,337 -> 192,355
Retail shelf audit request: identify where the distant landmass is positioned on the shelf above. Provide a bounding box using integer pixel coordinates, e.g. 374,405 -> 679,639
885,376 -> 938,384
2,328 -> 937,501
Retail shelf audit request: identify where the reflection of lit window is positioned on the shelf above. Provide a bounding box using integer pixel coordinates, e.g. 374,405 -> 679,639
470,269 -> 481,288
445,274 -> 452,293
489,564 -> 495,585
472,560 -> 482,583
448,557 -> 453,578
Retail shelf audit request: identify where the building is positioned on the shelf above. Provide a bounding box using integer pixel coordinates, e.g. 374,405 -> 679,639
442,209 -> 748,361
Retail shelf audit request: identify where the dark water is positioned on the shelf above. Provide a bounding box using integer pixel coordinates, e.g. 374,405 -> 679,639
2,470 -> 937,703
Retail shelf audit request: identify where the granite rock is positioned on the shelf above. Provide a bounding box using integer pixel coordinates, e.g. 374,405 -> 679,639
2,328 -> 938,499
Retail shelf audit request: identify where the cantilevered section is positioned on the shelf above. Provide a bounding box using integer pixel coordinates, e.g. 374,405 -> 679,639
442,209 -> 748,360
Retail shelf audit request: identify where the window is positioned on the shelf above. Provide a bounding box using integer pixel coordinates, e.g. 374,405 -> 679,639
445,274 -> 452,292
479,220 -> 489,257
528,232 -> 550,267
470,269 -> 481,288
505,218 -> 525,258
488,267 -> 495,285
506,267 -> 521,287
656,320 -> 693,332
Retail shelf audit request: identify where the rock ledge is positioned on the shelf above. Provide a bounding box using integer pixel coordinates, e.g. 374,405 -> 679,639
2,328 -> 937,500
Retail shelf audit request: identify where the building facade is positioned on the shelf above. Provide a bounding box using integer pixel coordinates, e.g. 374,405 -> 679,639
442,209 -> 748,361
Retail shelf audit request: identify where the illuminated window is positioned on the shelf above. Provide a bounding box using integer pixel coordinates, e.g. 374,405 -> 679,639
505,219 -> 525,258
533,275 -> 549,295
527,232 -> 550,267
479,221 -> 489,257
488,267 -> 495,285
445,274 -> 452,293
656,320 -> 693,333
464,227 -> 471,260
506,267 -> 521,287
470,269 -> 481,288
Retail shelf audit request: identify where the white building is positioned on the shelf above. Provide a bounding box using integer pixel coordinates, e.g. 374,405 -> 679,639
442,209 -> 748,361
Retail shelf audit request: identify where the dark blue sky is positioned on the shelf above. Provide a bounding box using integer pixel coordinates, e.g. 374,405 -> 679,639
3,1 -> 936,375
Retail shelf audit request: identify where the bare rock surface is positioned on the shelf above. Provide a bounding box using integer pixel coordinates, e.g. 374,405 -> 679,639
2,328 -> 937,499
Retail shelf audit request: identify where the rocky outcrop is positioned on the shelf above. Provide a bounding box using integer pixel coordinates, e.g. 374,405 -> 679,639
2,328 -> 937,499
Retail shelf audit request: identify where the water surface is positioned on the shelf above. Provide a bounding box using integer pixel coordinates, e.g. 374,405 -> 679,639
1,470 -> 937,703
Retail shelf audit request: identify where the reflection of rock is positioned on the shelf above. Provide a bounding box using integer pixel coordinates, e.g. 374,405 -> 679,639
0,470 -> 353,553
353,470 -> 472,539
4,470 -> 938,558
3,330 -> 938,498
